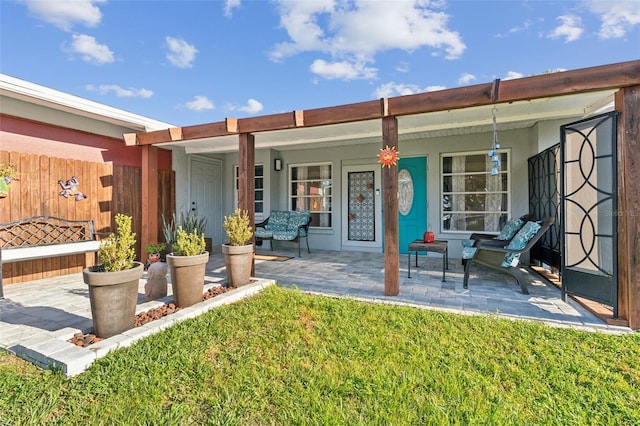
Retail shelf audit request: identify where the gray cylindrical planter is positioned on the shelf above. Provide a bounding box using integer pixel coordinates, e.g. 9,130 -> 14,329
166,252 -> 209,308
222,244 -> 254,287
83,261 -> 144,339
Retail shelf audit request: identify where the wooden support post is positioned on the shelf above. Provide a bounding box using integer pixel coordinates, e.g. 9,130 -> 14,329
616,85 -> 640,330
382,116 -> 400,296
238,133 -> 256,274
141,145 -> 159,258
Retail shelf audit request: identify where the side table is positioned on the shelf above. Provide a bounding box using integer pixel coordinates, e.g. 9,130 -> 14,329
407,239 -> 449,281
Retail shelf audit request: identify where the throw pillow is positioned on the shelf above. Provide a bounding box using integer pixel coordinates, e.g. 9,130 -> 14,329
496,218 -> 524,241
501,221 -> 542,268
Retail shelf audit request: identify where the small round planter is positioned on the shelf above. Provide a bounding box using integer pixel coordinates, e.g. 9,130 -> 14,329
166,252 -> 209,308
83,261 -> 144,339
222,244 -> 254,287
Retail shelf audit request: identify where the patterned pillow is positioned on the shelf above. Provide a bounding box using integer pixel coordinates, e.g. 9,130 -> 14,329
501,221 -> 542,268
268,210 -> 290,232
496,218 -> 524,241
288,211 -> 310,236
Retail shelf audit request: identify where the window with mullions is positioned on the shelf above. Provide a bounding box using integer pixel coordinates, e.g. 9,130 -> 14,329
234,164 -> 264,220
441,150 -> 510,233
290,163 -> 332,228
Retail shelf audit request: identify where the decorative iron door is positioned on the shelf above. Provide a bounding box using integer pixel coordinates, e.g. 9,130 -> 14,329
561,112 -> 618,315
528,144 -> 561,269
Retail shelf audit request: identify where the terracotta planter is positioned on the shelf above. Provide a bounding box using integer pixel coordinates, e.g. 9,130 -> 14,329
83,262 -> 144,338
166,252 -> 209,308
222,244 -> 254,287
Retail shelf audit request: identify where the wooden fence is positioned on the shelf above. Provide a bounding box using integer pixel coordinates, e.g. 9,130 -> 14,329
0,150 -> 175,284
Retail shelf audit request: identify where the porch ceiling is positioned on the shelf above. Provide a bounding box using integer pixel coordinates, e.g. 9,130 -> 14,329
158,90 -> 615,154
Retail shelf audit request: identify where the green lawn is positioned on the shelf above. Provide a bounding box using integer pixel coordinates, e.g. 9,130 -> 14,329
1,286 -> 639,425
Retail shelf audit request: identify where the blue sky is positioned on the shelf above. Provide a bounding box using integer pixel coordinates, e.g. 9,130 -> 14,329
2,0 -> 639,127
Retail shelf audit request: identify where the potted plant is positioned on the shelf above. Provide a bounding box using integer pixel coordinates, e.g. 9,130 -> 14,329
0,162 -> 18,198
162,210 -> 209,258
82,213 -> 144,338
144,241 -> 166,266
166,227 -> 208,308
222,209 -> 254,287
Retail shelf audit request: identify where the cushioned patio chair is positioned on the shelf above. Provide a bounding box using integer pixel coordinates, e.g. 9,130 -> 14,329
462,217 -> 554,294
461,213 -> 534,266
255,210 -> 311,257
469,213 -> 534,246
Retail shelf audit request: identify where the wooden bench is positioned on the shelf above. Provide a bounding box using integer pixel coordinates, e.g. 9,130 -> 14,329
0,216 -> 100,298
255,210 -> 311,257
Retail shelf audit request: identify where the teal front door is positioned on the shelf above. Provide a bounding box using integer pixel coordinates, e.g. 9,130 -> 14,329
398,157 -> 427,254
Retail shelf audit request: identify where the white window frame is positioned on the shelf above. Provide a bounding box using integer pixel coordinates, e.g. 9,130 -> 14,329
234,164 -> 264,222
289,161 -> 333,229
440,149 -> 511,234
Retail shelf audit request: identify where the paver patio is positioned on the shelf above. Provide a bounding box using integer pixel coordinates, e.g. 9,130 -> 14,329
0,250 -> 630,375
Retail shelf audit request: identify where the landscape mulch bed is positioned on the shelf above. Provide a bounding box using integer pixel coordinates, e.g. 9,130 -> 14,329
68,285 -> 231,347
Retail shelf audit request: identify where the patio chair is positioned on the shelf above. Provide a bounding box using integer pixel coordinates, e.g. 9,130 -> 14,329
462,217 -> 554,294
469,213 -> 534,246
461,213 -> 534,266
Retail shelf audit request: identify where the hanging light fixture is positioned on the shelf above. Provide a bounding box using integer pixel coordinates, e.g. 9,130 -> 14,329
488,107 -> 501,176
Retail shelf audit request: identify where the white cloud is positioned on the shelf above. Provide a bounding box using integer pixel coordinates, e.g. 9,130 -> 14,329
548,15 -> 584,42
165,36 -> 198,68
238,99 -> 264,114
426,85 -> 446,92
458,73 -> 476,85
396,61 -> 409,73
23,0 -> 104,31
224,0 -> 241,17
270,0 -> 466,81
374,82 -> 422,98
86,84 -> 153,98
66,34 -> 114,64
504,71 -> 524,80
310,59 -> 377,80
186,96 -> 215,111
226,98 -> 264,114
585,0 -> 640,39
509,20 -> 532,34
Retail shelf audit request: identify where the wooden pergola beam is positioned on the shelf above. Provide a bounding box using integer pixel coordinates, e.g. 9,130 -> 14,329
382,116 -> 399,296
126,60 -> 640,147
238,133 -> 255,225
141,145 -> 159,257
616,85 -> 640,330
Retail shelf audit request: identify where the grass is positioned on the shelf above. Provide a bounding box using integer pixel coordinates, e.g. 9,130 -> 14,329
1,285 -> 639,425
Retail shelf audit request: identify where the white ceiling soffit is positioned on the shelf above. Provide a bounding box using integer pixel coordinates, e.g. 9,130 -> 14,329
160,90 -> 616,154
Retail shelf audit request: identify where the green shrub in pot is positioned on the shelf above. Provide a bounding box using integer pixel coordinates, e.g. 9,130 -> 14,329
172,227 -> 206,256
83,213 -> 144,338
223,209 -> 253,246
98,213 -> 137,272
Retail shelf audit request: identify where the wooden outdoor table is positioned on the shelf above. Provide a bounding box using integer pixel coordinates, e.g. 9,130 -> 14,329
407,239 -> 449,281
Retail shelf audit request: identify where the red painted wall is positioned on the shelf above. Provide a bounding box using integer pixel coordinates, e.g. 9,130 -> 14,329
0,114 -> 172,169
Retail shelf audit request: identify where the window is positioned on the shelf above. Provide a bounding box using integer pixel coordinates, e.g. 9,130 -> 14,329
290,162 -> 332,228
441,150 -> 510,233
234,164 -> 264,220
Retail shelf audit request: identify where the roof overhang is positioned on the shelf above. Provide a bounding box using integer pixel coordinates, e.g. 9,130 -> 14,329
0,73 -> 174,135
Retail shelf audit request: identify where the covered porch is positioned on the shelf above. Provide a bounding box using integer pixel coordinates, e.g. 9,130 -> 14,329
127,60 -> 640,329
